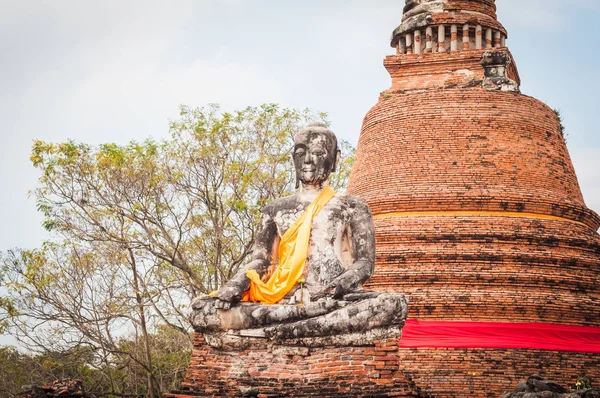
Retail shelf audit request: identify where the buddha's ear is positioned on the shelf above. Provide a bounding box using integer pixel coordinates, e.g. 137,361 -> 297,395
292,152 -> 300,189
332,149 -> 341,173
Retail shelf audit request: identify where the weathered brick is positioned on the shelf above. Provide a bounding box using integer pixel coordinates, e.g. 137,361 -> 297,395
163,336 -> 419,397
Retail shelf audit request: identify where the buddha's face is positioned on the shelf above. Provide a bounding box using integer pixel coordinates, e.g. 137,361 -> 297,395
293,131 -> 338,187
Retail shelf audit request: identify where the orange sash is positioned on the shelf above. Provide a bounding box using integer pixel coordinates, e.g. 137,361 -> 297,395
241,186 -> 336,304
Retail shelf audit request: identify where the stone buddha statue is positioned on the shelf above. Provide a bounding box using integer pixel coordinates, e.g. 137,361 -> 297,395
189,122 -> 407,348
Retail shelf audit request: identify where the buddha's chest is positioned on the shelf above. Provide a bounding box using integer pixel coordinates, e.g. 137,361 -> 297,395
272,199 -> 353,286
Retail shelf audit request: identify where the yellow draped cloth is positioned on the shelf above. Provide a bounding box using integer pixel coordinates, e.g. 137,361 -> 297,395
241,186 -> 336,304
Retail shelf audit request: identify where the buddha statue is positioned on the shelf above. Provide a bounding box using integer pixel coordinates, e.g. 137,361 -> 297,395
189,122 -> 408,348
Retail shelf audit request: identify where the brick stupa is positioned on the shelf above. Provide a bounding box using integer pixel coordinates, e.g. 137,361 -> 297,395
346,0 -> 600,395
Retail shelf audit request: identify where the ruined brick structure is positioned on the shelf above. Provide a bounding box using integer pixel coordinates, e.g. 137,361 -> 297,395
164,334 -> 422,397
168,1 -> 600,396
346,0 -> 600,396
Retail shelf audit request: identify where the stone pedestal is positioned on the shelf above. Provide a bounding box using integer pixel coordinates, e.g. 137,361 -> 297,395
164,332 -> 423,397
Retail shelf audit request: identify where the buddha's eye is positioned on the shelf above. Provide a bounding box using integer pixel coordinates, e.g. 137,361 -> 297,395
294,149 -> 305,158
312,150 -> 325,157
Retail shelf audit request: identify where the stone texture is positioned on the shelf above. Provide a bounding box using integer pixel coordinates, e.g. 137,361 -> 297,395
500,375 -> 600,398
481,50 -> 520,91
191,292 -> 408,350
204,326 -> 403,351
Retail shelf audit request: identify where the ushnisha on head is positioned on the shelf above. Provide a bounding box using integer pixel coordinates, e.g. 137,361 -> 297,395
293,122 -> 341,189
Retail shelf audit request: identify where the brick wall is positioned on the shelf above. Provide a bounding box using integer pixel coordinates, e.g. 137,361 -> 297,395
446,0 -> 498,19
164,334 -> 422,397
384,49 -> 521,91
399,348 -> 600,397
369,215 -> 600,324
348,88 -> 599,228
385,51 -> 487,92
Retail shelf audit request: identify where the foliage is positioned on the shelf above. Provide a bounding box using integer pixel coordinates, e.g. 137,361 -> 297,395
113,326 -> 191,395
576,376 -> 593,390
0,346 -> 97,397
1,104 -> 355,397
0,329 -> 190,398
553,108 -> 568,142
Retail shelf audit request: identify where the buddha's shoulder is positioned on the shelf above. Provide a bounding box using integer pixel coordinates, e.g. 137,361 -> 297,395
261,194 -> 305,216
335,193 -> 372,213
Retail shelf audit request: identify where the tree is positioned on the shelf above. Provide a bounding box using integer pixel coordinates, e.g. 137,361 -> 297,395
0,333 -> 190,398
0,345 -> 101,397
1,104 -> 355,396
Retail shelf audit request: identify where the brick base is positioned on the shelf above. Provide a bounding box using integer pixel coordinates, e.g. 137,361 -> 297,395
163,333 -> 422,397
165,333 -> 600,397
398,348 -> 600,397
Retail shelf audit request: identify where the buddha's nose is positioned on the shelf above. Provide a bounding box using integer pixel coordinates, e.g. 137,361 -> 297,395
303,151 -> 312,164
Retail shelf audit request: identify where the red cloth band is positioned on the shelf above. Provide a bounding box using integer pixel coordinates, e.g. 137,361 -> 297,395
400,320 -> 600,353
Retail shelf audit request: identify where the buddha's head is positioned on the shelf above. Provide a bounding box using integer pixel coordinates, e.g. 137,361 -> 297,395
293,122 -> 340,189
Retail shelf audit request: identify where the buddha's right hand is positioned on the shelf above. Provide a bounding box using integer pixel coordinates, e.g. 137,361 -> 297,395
214,285 -> 243,310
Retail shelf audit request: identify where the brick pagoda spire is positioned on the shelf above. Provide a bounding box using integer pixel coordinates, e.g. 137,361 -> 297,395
347,0 -> 600,395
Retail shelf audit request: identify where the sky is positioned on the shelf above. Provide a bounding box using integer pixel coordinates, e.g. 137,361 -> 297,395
1,1 -> 599,344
